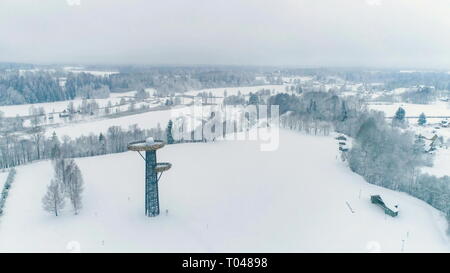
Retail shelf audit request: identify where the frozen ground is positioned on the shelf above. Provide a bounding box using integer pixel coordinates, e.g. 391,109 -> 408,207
0,130 -> 448,252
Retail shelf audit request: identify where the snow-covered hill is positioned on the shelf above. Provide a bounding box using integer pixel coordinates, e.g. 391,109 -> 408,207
0,130 -> 448,252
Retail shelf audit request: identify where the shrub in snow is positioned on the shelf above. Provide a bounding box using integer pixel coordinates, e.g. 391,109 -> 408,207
0,169 -> 17,216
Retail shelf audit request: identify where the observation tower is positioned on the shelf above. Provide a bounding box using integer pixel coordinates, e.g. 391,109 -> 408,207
128,138 -> 172,217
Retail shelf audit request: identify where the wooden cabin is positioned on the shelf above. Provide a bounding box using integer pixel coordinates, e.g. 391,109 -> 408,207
371,195 -> 399,217
59,110 -> 70,118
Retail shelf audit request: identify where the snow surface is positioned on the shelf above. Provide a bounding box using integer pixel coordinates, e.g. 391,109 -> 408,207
185,85 -> 287,97
47,106 -> 189,138
369,102 -> 450,117
0,91 -> 136,118
63,67 -> 119,77
422,148 -> 450,177
48,104 -> 243,138
0,130 -> 448,252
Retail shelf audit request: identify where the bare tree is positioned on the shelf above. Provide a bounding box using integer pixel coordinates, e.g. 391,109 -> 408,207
42,178 -> 65,216
66,161 -> 84,215
30,125 -> 45,160
53,158 -> 69,190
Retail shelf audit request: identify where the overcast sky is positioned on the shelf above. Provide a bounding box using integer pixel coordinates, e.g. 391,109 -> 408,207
1,0 -> 450,68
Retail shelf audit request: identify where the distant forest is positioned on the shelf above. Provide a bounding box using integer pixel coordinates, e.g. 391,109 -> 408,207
2,64 -> 450,106
0,65 -> 276,106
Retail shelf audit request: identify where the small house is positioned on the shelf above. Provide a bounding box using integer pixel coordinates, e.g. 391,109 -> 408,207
59,110 -> 70,118
371,195 -> 399,217
429,134 -> 444,150
419,134 -> 445,153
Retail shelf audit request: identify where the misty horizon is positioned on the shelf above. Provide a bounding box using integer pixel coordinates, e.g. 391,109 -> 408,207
1,0 -> 450,69
1,1 -> 450,254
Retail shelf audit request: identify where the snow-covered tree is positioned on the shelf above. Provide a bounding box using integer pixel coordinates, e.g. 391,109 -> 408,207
50,132 -> 61,160
65,161 -> 84,215
418,112 -> 427,126
49,158 -> 84,215
339,101 -> 348,122
30,125 -> 45,160
67,101 -> 75,114
105,101 -> 112,115
42,178 -> 65,216
99,133 -> 106,154
166,120 -> 174,144
248,93 -> 259,105
135,88 -> 149,101
128,101 -> 136,112
53,158 -> 68,189
392,107 -> 406,127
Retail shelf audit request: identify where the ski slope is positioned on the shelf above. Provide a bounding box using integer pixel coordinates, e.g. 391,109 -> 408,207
0,130 -> 448,252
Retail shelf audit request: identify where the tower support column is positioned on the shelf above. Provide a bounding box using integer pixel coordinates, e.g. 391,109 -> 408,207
128,139 -> 171,217
145,150 -> 159,216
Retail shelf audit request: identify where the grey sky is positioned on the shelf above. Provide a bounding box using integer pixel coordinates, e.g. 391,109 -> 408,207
1,0 -> 450,68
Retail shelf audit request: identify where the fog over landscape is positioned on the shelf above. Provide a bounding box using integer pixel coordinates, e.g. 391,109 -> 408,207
1,0 -> 450,68
1,0 -> 450,255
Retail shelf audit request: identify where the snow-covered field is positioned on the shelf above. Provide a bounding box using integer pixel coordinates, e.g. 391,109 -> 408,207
185,85 -> 287,97
47,106 -> 190,138
47,104 -> 246,138
282,76 -> 314,83
0,85 -> 284,118
369,100 -> 450,177
0,84 -> 292,139
369,101 -> 450,118
367,100 -> 450,180
63,67 -> 119,77
0,130 -> 448,252
0,91 -> 137,118
423,148 -> 450,177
